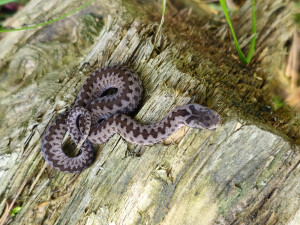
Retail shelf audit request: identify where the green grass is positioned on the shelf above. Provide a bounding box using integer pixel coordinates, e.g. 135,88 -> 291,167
219,0 -> 257,64
157,0 -> 257,64
2,0 -> 257,65
155,0 -> 166,43
0,0 -> 96,33
0,0 -> 19,5
272,96 -> 284,110
161,0 -> 166,18
10,206 -> 21,217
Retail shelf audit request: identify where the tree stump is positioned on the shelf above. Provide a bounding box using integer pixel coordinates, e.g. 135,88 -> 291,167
0,0 -> 299,224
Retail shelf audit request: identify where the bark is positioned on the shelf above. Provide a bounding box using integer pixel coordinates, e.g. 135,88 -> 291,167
0,0 -> 299,224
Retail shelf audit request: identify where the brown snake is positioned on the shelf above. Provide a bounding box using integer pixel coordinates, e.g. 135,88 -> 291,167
42,66 -> 221,173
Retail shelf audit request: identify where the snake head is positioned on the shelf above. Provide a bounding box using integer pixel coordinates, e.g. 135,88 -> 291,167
184,104 -> 221,130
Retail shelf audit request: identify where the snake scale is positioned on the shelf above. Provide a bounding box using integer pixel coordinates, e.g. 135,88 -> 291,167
42,66 -> 221,173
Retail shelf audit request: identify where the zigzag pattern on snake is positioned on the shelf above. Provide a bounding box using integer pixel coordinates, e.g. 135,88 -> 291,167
42,66 -> 221,173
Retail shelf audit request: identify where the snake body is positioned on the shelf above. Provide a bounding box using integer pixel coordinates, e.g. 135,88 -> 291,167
42,66 -> 221,173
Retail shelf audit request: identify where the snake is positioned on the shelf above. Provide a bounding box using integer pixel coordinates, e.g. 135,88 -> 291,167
42,66 -> 221,173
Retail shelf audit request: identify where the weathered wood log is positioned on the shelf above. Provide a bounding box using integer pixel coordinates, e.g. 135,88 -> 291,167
0,0 -> 299,224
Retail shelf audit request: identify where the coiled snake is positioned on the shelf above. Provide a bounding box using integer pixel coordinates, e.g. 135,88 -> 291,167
42,66 -> 221,173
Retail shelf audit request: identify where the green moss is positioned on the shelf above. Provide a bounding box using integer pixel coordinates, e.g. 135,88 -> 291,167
165,19 -> 300,144
80,14 -> 104,43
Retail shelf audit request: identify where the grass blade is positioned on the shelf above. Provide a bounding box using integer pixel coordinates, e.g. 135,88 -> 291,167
0,0 -> 95,33
0,0 -> 18,6
155,0 -> 166,44
219,0 -> 257,64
